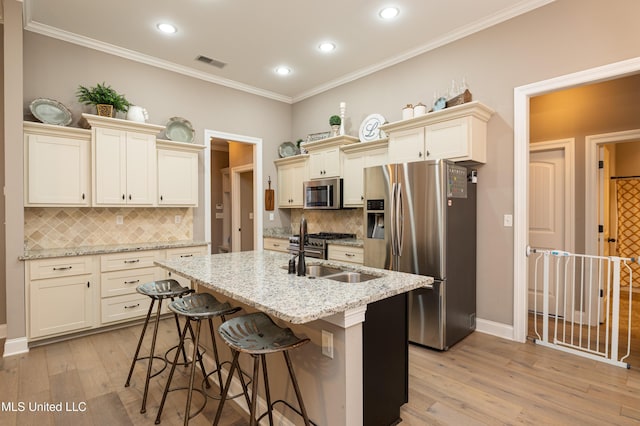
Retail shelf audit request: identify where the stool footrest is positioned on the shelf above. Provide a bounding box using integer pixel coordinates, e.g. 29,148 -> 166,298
256,400 -> 318,426
202,360 -> 253,400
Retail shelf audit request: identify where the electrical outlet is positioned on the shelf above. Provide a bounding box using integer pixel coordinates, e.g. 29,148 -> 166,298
322,330 -> 334,359
269,212 -> 275,221
175,215 -> 182,224
116,215 -> 124,225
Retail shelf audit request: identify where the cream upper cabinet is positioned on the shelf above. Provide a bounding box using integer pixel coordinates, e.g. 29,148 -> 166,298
382,101 -> 494,164
341,139 -> 389,207
85,114 -> 164,206
24,122 -> 91,206
156,139 -> 204,206
275,155 -> 309,208
304,135 -> 359,179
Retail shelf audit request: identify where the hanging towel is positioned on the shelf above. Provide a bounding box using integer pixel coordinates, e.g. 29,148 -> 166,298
616,178 -> 640,288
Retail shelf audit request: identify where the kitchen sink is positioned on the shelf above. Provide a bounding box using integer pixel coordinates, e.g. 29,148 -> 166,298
282,264 -> 380,283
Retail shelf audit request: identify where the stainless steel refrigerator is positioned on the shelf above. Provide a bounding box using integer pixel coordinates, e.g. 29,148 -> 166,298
363,159 -> 476,350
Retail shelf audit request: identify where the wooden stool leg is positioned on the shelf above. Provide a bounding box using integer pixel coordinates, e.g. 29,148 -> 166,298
284,351 -> 311,426
125,298 -> 155,387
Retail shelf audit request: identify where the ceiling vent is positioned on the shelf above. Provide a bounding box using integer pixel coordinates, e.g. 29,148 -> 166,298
195,55 -> 227,69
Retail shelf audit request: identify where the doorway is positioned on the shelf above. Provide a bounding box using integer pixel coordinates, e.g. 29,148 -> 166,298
232,166 -> 254,251
528,139 -> 575,316
514,56 -> 640,343
203,129 -> 263,255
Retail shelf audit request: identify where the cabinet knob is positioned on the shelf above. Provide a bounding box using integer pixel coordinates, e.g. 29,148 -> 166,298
122,194 -> 125,200
426,150 -> 430,157
160,195 -> 163,201
128,194 -> 132,200
418,152 -> 423,158
82,193 -> 85,200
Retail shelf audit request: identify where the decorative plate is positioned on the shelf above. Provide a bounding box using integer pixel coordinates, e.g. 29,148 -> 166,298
278,141 -> 299,158
29,98 -> 72,126
359,113 -> 386,142
165,117 -> 195,143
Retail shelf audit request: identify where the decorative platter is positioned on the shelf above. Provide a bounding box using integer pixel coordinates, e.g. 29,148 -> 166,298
359,113 -> 386,142
29,98 -> 72,126
278,141 -> 299,158
165,116 -> 195,143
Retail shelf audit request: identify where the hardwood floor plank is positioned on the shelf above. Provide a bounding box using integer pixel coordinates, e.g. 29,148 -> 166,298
17,347 -> 50,398
85,392 -> 133,426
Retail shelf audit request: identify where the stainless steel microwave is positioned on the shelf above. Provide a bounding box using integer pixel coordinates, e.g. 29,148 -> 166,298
303,178 -> 343,209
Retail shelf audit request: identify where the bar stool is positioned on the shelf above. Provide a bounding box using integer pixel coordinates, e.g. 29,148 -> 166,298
125,279 -> 207,414
154,292 -> 244,426
213,312 -> 314,426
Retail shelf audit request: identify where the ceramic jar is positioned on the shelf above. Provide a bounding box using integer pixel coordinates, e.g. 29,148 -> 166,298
402,104 -> 414,120
126,105 -> 149,123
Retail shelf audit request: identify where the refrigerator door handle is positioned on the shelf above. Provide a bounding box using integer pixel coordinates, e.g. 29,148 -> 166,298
396,182 -> 404,255
390,182 -> 398,256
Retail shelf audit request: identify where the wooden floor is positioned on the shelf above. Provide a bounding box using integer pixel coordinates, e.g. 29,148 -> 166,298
1,320 -> 639,426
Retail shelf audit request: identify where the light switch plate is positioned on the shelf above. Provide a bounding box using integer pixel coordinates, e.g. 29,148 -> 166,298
503,214 -> 513,227
116,215 -> 124,225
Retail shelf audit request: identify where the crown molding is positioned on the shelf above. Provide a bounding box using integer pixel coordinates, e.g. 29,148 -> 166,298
23,20 -> 294,104
291,0 -> 556,102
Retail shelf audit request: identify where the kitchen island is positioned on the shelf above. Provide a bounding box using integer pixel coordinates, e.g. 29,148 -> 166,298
155,250 -> 432,426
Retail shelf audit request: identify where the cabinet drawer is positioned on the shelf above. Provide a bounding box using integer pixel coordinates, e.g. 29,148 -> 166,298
263,238 -> 289,253
328,245 -> 364,264
101,293 -> 167,324
165,246 -> 207,259
101,250 -> 159,272
101,267 -> 164,298
29,256 -> 94,280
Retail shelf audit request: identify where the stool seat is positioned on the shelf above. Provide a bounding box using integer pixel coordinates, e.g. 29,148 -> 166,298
214,312 -> 313,426
169,292 -> 237,319
136,279 -> 194,299
219,312 -> 310,354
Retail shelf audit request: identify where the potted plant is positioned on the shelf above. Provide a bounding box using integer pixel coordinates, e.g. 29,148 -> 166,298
76,82 -> 131,117
329,115 -> 341,136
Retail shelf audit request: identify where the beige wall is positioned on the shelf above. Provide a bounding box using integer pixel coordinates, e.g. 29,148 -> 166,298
0,24 -> 5,327
291,0 -> 640,325
615,142 -> 640,176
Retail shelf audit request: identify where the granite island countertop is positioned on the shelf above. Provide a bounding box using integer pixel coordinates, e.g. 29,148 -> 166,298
155,250 -> 432,324
20,240 -> 208,260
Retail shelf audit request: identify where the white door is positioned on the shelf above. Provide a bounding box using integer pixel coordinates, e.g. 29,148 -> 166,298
528,148 -> 566,315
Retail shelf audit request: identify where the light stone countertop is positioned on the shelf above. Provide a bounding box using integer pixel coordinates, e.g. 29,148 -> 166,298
20,240 -> 208,260
155,250 -> 432,324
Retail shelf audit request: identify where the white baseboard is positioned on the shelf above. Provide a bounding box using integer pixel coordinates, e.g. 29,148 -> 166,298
0,324 -> 6,339
3,336 -> 29,357
475,318 -> 515,341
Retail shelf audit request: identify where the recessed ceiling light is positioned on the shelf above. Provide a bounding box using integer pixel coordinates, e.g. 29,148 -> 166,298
379,7 -> 399,20
275,66 -> 291,76
157,23 -> 177,34
319,42 -> 336,52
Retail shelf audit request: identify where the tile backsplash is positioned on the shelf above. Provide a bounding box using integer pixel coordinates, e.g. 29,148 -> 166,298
290,209 -> 364,239
24,207 -> 193,250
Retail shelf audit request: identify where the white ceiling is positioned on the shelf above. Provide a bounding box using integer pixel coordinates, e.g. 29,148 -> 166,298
23,0 -> 553,103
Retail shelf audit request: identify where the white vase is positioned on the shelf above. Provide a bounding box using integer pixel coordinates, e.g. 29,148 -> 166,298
331,124 -> 340,137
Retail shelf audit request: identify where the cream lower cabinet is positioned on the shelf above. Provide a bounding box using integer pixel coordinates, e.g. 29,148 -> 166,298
100,250 -> 164,324
327,245 -> 364,265
164,246 -> 208,288
263,237 -> 289,253
157,140 -> 204,206
341,139 -> 389,207
275,155 -> 309,208
27,256 -> 97,339
24,122 -> 91,207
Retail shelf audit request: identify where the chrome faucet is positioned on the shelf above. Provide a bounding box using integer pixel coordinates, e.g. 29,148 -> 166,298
297,216 -> 307,276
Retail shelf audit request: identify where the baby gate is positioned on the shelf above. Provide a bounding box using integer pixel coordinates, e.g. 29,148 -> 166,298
527,248 -> 634,368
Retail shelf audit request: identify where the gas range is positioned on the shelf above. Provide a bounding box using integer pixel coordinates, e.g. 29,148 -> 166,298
288,232 -> 356,259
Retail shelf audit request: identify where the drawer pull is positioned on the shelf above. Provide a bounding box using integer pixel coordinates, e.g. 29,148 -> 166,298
345,253 -> 355,257
124,280 -> 140,285
124,259 -> 140,264
180,254 -> 193,258
124,304 -> 140,309
273,243 -> 280,247
53,266 -> 72,271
